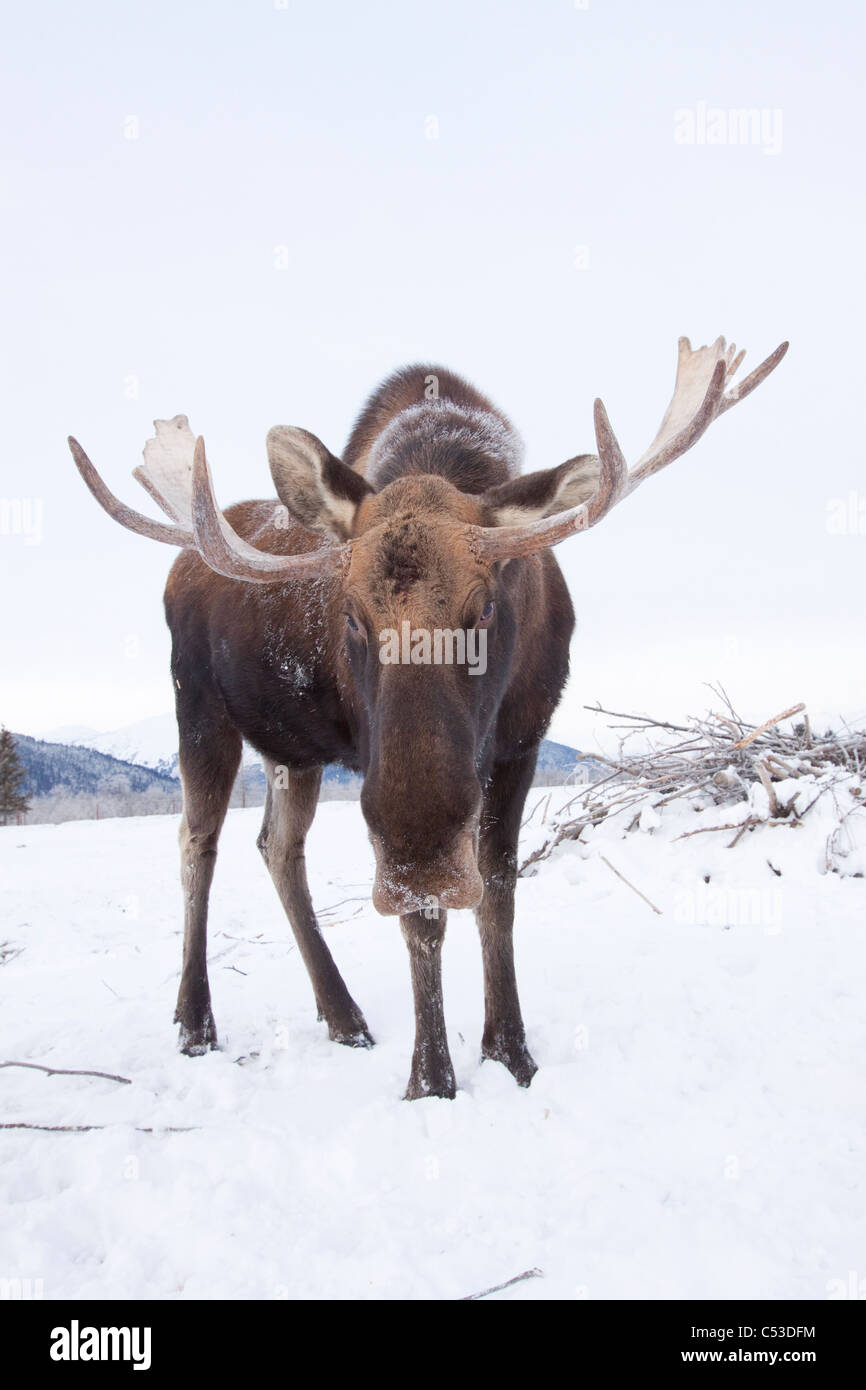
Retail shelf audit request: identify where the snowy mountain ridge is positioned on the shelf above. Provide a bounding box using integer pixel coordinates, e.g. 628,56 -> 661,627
46,715 -> 599,785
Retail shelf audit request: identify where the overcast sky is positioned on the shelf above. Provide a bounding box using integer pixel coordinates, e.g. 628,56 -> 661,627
1,0 -> 863,756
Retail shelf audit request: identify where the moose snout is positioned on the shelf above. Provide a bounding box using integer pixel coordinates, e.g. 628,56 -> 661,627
370,828 -> 483,917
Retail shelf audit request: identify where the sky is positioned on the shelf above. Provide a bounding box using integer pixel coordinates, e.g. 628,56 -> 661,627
1,0 -> 864,757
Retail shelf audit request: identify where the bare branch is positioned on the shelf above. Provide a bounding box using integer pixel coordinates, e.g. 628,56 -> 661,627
0,1061 -> 131,1084
599,856 -> 663,914
521,698 -> 864,876
732,703 -> 806,750
0,1123 -> 196,1133
460,1268 -> 544,1301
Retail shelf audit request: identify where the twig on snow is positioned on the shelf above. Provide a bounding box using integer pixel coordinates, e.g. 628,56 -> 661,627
460,1267 -> 543,1301
0,1123 -> 196,1133
598,856 -> 662,915
0,1061 -> 132,1085
674,820 -> 754,842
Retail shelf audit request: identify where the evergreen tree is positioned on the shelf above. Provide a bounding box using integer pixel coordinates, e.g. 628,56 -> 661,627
0,726 -> 30,825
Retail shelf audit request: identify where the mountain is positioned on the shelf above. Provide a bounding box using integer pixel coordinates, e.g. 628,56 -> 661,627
46,714 -> 182,778
9,719 -> 601,825
67,716 -> 599,788
535,738 -> 606,783
12,733 -> 181,800
40,723 -> 100,745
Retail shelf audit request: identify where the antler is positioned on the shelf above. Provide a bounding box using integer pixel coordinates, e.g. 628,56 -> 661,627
69,422 -> 344,582
470,336 -> 788,562
190,436 -> 347,582
133,415 -> 197,525
68,436 -> 193,547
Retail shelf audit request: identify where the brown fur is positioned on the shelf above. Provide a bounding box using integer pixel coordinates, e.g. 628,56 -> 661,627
164,364 -> 578,1097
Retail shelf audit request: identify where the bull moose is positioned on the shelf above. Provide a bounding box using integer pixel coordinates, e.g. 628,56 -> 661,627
69,335 -> 787,1098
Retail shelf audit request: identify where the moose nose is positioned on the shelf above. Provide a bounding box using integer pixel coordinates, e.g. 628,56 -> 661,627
370,829 -> 483,917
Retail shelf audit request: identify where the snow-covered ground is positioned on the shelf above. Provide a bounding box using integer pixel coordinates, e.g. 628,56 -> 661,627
1,787 -> 864,1301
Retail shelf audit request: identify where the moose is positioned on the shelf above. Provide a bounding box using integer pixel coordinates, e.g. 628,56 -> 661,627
69,335 -> 787,1099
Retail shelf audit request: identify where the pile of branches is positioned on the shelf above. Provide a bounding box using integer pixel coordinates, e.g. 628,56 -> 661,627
520,687 -> 865,874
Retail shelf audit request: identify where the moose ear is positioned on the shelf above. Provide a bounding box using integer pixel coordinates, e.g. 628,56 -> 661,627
266,426 -> 373,541
482,455 -> 601,527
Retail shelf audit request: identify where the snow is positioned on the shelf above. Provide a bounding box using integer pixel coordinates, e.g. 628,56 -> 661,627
1,787 -> 864,1301
40,724 -> 100,746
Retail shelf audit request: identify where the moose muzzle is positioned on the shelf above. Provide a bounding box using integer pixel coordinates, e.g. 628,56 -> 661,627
370,828 -> 483,916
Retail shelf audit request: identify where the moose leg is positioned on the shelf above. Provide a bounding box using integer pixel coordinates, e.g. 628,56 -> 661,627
475,749 -> 539,1087
401,908 -> 456,1100
257,761 -> 372,1047
175,710 -> 242,1056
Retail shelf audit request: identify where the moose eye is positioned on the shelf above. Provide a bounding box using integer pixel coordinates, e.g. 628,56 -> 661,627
345,613 -> 359,633
477,599 -> 495,627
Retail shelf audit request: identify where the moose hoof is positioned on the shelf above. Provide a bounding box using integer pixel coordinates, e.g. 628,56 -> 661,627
482,1036 -> 538,1088
404,1057 -> 457,1101
330,1024 -> 375,1049
325,1004 -> 375,1048
176,1009 -> 218,1056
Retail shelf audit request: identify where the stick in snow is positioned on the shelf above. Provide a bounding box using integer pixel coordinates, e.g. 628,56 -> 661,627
460,1268 -> 543,1301
0,1061 -> 132,1085
0,1123 -> 196,1133
599,856 -> 663,915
